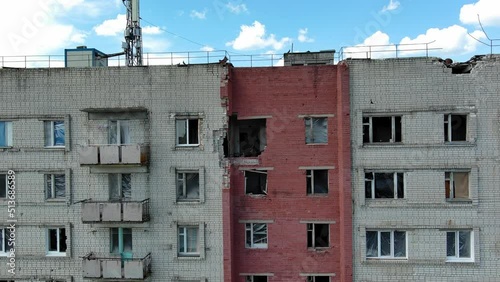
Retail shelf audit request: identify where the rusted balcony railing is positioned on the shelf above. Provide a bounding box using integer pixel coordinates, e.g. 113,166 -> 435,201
82,253 -> 152,280
81,199 -> 150,223
79,144 -> 149,166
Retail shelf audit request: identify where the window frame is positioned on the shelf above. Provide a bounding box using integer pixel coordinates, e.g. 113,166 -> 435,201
110,227 -> 133,255
306,276 -> 331,282
0,174 -> 7,199
46,227 -> 67,257
45,174 -> 66,200
178,226 -> 200,257
305,117 -> 328,144
365,172 -> 405,199
108,173 -> 132,201
365,230 -> 407,259
306,169 -> 329,195
446,230 -> 474,262
363,116 -> 402,144
0,228 -> 12,256
177,170 -> 200,202
176,118 -> 200,147
245,223 -> 268,249
108,120 -> 131,145
445,171 -> 470,201
444,114 -> 467,142
307,223 -> 330,249
245,276 -> 268,282
0,121 -> 13,147
245,170 -> 268,195
44,120 -> 65,148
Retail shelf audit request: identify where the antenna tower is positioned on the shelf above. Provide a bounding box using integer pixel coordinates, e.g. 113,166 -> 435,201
123,0 -> 142,66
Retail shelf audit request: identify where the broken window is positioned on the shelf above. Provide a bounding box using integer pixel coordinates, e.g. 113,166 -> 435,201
47,228 -> 67,256
45,174 -> 66,199
229,116 -> 267,157
305,117 -> 327,144
363,116 -> 401,143
178,226 -> 199,256
0,121 -> 13,147
366,230 -> 406,258
246,276 -> 267,282
245,170 -> 267,195
110,227 -> 133,255
44,120 -> 65,147
177,171 -> 200,201
176,118 -> 199,146
109,174 -> 131,201
245,223 -> 268,249
444,114 -> 467,142
0,174 -> 7,199
365,172 -> 404,199
109,120 -> 130,144
307,276 -> 330,282
307,223 -> 329,248
306,170 -> 328,195
0,228 -> 12,255
445,172 -> 469,200
447,230 -> 473,261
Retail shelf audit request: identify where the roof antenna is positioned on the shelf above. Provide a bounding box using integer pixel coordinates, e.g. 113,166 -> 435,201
123,0 -> 143,66
467,14 -> 500,55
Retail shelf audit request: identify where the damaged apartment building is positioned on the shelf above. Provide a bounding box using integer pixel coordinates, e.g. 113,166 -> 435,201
0,48 -> 228,281
222,51 -> 353,282
347,55 -> 500,281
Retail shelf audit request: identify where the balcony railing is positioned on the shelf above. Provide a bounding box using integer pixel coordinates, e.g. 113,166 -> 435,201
82,253 -> 151,280
79,144 -> 149,166
81,199 -> 150,223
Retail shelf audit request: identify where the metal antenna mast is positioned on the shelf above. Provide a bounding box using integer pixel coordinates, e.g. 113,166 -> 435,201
123,0 -> 142,66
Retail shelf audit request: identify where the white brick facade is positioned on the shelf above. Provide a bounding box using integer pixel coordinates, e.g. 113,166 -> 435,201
349,56 -> 500,281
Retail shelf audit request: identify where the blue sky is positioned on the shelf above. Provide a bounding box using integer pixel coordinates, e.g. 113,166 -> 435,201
2,0 -> 500,65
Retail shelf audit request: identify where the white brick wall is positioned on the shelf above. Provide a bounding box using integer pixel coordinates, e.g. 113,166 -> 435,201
0,64 -> 227,281
349,56 -> 500,281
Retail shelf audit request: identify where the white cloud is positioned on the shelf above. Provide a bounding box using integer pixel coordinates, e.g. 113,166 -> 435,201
142,26 -> 163,35
94,14 -> 126,36
226,2 -> 248,14
381,0 -> 400,12
226,21 -> 291,51
201,46 -> 215,52
399,25 -> 485,56
460,0 -> 500,27
190,9 -> 207,20
342,31 -> 394,59
1,0 -> 88,58
298,28 -> 314,43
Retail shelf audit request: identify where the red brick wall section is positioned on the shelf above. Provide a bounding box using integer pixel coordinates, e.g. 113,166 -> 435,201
224,65 -> 352,282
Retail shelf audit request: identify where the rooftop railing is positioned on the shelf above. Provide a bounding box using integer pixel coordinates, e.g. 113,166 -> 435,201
338,41 -> 442,60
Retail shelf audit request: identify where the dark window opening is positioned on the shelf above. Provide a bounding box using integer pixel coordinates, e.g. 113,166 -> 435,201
363,116 -> 401,143
228,115 -> 266,157
307,223 -> 329,248
444,114 -> 467,142
245,170 -> 267,195
365,172 -> 404,199
306,170 -> 328,194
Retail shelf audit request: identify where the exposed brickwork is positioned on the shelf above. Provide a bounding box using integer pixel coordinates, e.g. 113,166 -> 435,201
225,65 -> 352,281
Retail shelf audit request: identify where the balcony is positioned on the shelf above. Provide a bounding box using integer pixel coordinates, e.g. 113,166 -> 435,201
82,199 -> 150,223
79,144 -> 149,166
82,253 -> 151,280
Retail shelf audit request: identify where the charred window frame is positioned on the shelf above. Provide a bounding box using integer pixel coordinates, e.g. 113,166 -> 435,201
177,171 -> 200,201
365,172 -> 404,199
306,170 -> 328,195
445,172 -> 469,200
363,116 -> 401,144
446,230 -> 473,262
176,118 -> 200,146
245,170 -> 268,195
305,117 -> 327,144
444,114 -> 467,142
366,230 -> 407,259
245,223 -> 268,249
307,223 -> 329,249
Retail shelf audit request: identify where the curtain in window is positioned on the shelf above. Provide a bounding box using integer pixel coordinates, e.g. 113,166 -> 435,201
176,120 -> 187,144
454,173 -> 469,199
120,121 -> 130,144
185,173 -> 199,199
121,174 -> 132,199
0,122 -> 5,147
54,121 -> 65,146
366,231 -> 378,257
55,175 -> 66,198
458,231 -> 471,258
312,118 -> 327,143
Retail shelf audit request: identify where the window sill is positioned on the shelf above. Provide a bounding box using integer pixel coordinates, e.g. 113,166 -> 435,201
308,247 -> 330,252
246,194 -> 267,198
361,142 -> 476,148
175,145 -> 202,151
175,200 -> 202,205
446,199 -> 472,203
446,259 -> 474,263
364,258 -> 408,264
46,253 -> 67,257
305,143 -> 328,146
307,194 -> 329,197
45,199 -> 67,203
246,246 -> 268,250
43,146 -> 66,150
176,254 -> 202,260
